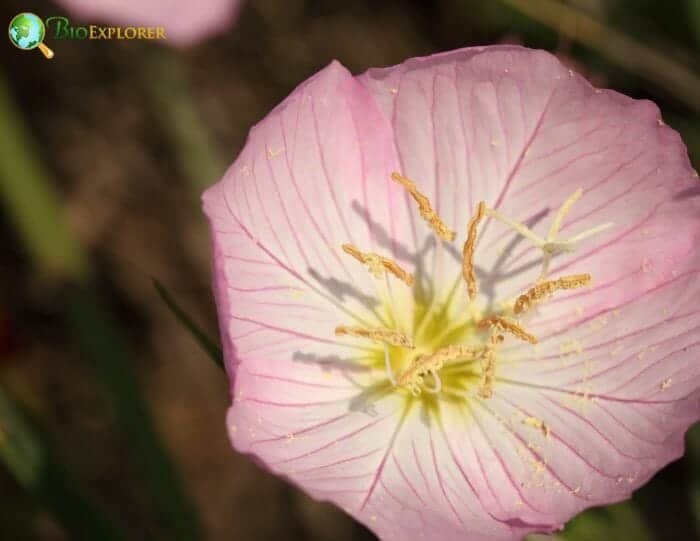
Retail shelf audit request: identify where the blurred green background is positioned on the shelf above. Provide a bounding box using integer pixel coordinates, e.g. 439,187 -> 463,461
1,0 -> 699,540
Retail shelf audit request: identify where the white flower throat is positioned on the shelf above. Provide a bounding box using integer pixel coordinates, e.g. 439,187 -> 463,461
334,172 -> 612,402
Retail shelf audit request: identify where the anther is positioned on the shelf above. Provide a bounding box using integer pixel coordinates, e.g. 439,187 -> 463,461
396,344 -> 484,392
479,316 -> 538,344
514,274 -> 592,315
463,201 -> 486,299
390,172 -> 456,241
478,334 -> 503,399
335,325 -> 415,348
341,243 -> 414,286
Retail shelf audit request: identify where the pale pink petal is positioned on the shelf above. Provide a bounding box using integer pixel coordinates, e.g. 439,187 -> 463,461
55,0 -> 243,46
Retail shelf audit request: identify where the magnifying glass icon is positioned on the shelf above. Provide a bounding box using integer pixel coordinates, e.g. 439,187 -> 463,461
8,13 -> 54,59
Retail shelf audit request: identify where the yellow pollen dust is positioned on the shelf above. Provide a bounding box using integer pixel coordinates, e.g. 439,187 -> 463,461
514,274 -> 591,315
341,243 -> 414,286
523,416 -> 551,437
335,325 -> 415,349
390,172 -> 456,241
462,201 -> 486,300
479,315 -> 538,344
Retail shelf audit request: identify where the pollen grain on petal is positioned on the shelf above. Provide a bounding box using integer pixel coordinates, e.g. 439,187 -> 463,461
341,243 -> 414,286
390,172 -> 456,241
479,315 -> 538,344
334,325 -> 415,349
523,416 -> 551,438
514,273 -> 592,314
462,201 -> 486,300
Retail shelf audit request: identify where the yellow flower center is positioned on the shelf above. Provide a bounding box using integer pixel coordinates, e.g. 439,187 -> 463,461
334,172 -> 611,405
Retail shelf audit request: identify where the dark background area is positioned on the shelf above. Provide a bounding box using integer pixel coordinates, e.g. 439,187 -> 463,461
1,1 -> 699,540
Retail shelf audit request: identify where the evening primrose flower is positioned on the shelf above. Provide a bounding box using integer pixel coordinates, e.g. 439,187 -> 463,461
55,0 -> 242,46
203,46 -> 700,540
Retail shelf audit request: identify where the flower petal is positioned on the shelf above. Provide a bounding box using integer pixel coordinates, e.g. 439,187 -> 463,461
56,0 -> 243,46
356,405 -> 546,540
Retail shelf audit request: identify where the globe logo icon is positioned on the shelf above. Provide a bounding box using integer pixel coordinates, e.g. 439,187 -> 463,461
8,12 -> 54,59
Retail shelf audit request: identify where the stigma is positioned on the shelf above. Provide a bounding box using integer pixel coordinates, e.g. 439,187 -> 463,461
333,173 -> 609,399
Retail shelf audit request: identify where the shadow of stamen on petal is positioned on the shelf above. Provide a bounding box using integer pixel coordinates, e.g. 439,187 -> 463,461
478,207 -> 550,310
308,267 -> 380,311
292,351 -> 373,373
348,380 -> 396,417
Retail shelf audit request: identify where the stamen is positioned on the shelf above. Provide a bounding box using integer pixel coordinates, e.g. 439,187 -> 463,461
462,201 -> 486,299
341,243 -> 414,286
390,172 -> 456,241
396,344 -> 485,391
384,344 -> 397,386
479,316 -> 538,344
335,325 -> 415,348
478,334 -> 503,399
514,273 -> 592,315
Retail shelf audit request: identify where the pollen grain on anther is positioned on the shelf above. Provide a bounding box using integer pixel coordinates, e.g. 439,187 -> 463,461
479,315 -> 538,344
397,344 -> 485,394
514,273 -> 592,315
478,334 -> 504,399
462,201 -> 486,300
390,172 -> 456,241
334,325 -> 415,349
341,243 -> 414,286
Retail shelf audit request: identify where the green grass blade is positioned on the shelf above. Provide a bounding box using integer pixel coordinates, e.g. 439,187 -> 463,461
142,48 -> 225,195
0,72 -> 89,281
153,279 -> 224,370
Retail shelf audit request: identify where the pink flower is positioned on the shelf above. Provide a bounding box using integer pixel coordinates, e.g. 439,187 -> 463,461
203,46 -> 700,540
55,0 -> 242,46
